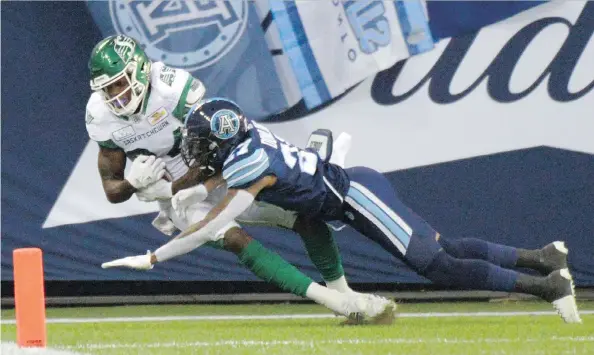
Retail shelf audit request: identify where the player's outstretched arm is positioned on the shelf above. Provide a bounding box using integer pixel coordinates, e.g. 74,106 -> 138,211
150,176 -> 276,263
171,174 -> 226,220
101,176 -> 266,270
175,175 -> 274,240
101,174 -> 274,269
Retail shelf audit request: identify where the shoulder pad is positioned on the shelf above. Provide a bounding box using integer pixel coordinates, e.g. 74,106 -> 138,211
185,77 -> 206,106
150,61 -> 190,96
85,93 -> 118,142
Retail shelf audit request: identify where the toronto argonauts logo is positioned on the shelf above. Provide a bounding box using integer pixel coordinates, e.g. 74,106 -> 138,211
210,109 -> 240,140
109,0 -> 248,70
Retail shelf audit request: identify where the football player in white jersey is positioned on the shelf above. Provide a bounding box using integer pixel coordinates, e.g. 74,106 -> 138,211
86,35 -> 396,324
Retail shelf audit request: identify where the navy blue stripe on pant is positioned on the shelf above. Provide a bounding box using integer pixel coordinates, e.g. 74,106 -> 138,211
343,167 -> 442,271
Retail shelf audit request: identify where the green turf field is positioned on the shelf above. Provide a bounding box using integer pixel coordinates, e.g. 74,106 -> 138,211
2,301 -> 593,355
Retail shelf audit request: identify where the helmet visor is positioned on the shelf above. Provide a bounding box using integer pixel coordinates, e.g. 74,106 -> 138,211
181,133 -> 218,173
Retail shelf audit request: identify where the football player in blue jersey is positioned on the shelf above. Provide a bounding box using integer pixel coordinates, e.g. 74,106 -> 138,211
136,98 -> 581,323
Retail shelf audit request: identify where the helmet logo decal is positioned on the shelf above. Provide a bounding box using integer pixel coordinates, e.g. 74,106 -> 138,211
113,35 -> 136,63
109,0 -> 248,70
210,109 -> 240,140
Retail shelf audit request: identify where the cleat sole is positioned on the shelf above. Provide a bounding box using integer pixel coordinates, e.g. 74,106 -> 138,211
552,268 -> 582,324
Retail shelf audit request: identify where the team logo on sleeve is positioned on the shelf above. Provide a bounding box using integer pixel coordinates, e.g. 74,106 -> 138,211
85,111 -> 95,124
210,109 -> 240,140
159,66 -> 176,86
109,0 -> 248,70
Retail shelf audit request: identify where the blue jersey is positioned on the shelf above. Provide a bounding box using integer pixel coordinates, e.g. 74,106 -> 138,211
222,121 -> 349,218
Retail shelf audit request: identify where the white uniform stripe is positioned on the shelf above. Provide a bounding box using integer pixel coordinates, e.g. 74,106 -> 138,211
227,158 -> 269,187
350,181 -> 413,236
323,176 -> 344,202
345,196 -> 407,255
223,149 -> 265,181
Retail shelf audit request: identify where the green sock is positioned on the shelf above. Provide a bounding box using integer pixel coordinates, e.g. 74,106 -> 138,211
238,240 -> 313,297
296,218 -> 345,282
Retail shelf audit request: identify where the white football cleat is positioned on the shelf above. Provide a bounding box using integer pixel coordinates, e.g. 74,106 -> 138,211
548,269 -> 582,323
101,250 -> 154,270
342,294 -> 398,325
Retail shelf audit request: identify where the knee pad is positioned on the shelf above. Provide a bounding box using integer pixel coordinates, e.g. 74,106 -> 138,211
424,250 -> 453,273
437,236 -> 464,257
421,251 -> 459,286
422,250 -> 491,289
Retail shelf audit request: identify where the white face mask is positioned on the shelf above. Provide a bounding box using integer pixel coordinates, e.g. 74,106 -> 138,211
94,62 -> 147,117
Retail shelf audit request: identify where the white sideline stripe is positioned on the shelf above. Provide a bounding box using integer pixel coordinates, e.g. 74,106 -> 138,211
1,310 -> 593,325
59,336 -> 594,350
1,342 -> 87,355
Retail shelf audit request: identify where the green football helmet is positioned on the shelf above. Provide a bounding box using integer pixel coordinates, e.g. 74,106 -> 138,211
89,35 -> 151,116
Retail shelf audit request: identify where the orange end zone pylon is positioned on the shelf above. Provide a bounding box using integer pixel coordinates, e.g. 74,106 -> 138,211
13,248 -> 47,347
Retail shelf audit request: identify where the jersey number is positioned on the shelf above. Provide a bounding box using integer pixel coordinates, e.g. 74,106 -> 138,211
280,142 -> 317,175
227,138 -> 252,162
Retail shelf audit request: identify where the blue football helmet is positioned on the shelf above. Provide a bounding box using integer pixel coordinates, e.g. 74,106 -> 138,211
181,98 -> 249,175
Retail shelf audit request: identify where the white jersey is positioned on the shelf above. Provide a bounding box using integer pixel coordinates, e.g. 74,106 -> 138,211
85,61 -> 205,181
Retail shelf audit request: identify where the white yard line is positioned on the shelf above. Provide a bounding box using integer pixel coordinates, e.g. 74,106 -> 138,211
59,336 -> 594,350
1,342 -> 86,355
1,310 -> 593,325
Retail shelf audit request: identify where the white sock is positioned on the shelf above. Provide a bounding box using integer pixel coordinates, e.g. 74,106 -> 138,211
326,275 -> 357,294
153,233 -> 208,262
305,282 -> 351,316
329,132 -> 352,168
153,240 -> 188,262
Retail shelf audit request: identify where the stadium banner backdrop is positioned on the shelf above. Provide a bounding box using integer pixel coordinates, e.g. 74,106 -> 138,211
2,1 -> 593,286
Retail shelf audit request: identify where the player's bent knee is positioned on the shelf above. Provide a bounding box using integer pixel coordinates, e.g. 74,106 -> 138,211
404,232 -> 443,272
437,236 -> 463,256
223,227 -> 253,254
421,251 -> 464,287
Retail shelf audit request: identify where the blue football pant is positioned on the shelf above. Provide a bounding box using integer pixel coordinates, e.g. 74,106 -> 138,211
342,167 -> 519,292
